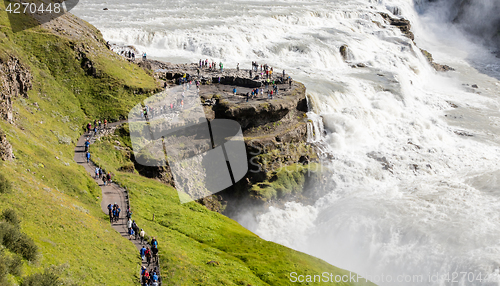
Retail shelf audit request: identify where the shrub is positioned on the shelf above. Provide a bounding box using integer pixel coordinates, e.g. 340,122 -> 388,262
7,255 -> 22,276
2,209 -> 20,226
0,222 -> 38,261
0,173 -> 12,194
1,223 -> 21,249
21,269 -> 62,286
0,255 -> 7,281
0,222 -> 5,242
13,234 -> 38,261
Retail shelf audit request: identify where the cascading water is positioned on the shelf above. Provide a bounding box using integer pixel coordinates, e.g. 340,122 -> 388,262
73,0 -> 500,285
306,112 -> 325,143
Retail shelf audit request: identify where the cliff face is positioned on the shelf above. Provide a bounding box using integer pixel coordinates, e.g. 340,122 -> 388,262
0,55 -> 32,123
0,56 -> 32,161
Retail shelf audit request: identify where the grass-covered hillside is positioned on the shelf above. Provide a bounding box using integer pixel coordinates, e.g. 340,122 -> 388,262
0,5 -> 373,285
0,5 -> 157,285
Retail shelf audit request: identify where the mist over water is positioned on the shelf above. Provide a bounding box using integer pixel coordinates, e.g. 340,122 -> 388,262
415,0 -> 500,51
72,1 -> 500,285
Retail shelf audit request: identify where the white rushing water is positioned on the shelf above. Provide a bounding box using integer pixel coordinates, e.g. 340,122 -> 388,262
73,0 -> 500,285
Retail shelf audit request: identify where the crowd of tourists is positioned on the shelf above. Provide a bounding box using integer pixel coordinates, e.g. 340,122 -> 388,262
82,119 -> 162,285
86,119 -> 108,136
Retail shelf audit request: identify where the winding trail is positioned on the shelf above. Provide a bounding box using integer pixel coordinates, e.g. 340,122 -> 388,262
74,123 -> 161,285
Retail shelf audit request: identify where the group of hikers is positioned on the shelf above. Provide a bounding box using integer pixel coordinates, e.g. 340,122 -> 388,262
83,133 -> 113,186
121,50 -> 136,60
82,120 -> 161,285
109,201 -> 162,285
95,166 -> 113,186
140,100 -> 184,120
107,203 -> 122,223
131,221 -> 161,285
140,265 -> 160,286
198,59 -> 224,72
86,119 -> 108,135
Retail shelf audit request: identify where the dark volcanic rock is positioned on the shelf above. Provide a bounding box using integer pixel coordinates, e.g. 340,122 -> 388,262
379,12 -> 415,40
339,45 -> 352,62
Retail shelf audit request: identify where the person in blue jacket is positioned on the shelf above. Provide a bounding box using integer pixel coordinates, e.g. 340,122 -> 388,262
140,246 -> 147,261
84,140 -> 90,152
85,151 -> 91,163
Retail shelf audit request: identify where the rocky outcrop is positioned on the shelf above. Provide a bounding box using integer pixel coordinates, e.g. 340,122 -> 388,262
0,56 -> 33,123
0,56 -> 32,161
377,11 -> 454,72
0,128 -> 13,161
339,45 -> 353,62
379,12 -> 415,41
73,43 -> 99,78
420,49 -> 455,71
210,83 -> 308,130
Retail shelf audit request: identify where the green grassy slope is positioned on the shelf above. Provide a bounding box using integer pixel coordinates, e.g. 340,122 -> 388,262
0,5 -> 157,285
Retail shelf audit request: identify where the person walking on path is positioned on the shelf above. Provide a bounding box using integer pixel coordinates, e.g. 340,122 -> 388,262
151,237 -> 158,248
152,245 -> 159,263
94,167 -> 99,179
140,229 -> 145,244
152,273 -> 159,286
233,87 -> 237,96
129,227 -> 135,240
107,204 -> 113,223
140,245 -> 147,261
85,151 -> 91,163
115,205 -> 121,222
132,221 -> 139,240
127,218 -> 133,233
142,272 -> 150,286
112,207 -> 117,224
84,140 -> 90,152
145,247 -> 152,266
